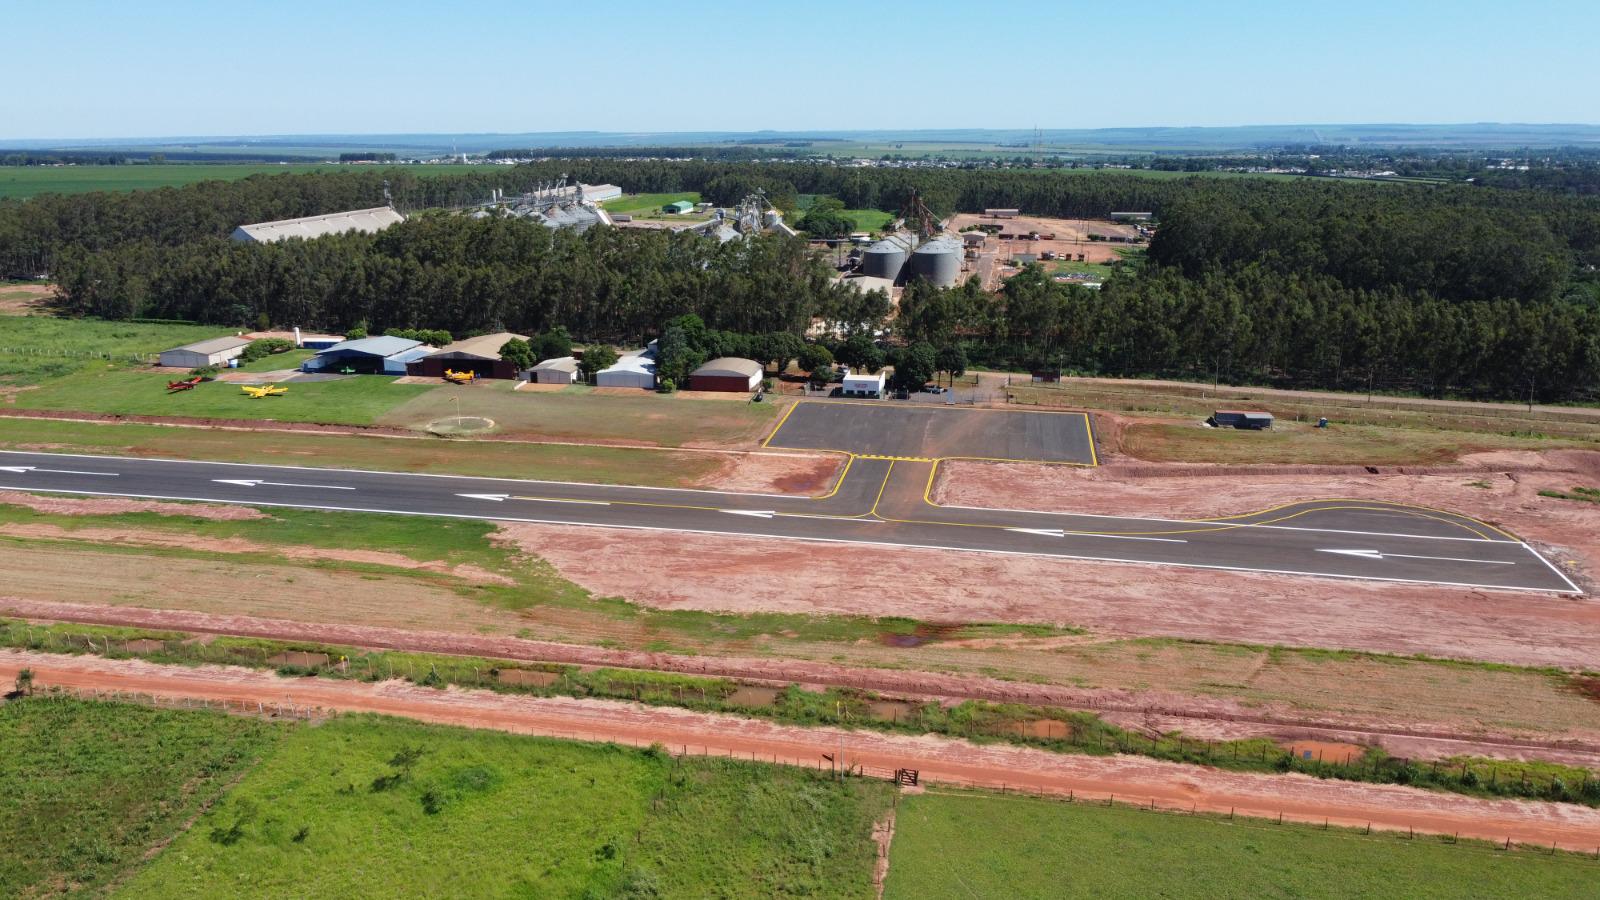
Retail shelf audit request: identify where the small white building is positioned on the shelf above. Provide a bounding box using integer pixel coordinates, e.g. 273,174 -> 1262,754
841,367 -> 885,399
595,352 -> 657,389
159,335 -> 252,369
528,356 -> 580,384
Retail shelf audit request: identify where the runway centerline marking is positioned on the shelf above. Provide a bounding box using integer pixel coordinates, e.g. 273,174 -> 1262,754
1318,548 -> 1516,565
0,465 -> 119,477
212,479 -> 354,490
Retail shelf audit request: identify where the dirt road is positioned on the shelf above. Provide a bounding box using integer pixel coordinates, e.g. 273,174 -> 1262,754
9,649 -> 1600,851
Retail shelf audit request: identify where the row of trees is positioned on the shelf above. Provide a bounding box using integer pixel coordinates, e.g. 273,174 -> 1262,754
15,159 -> 1600,401
50,214 -> 888,346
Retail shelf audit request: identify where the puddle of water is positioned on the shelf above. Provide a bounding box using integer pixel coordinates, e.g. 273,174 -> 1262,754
1011,719 -> 1071,740
726,686 -> 781,707
868,700 -> 916,722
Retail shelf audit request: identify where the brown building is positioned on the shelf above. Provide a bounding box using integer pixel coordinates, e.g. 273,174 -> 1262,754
406,332 -> 529,379
687,357 -> 763,393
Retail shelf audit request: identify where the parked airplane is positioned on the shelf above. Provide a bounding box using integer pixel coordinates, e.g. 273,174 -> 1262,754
444,369 -> 477,384
166,375 -> 202,393
239,384 -> 288,399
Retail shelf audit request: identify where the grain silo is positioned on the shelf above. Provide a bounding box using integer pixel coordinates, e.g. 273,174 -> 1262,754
860,234 -> 914,281
908,236 -> 963,287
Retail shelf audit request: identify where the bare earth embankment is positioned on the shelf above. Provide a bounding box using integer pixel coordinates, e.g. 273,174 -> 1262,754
8,649 -> 1600,851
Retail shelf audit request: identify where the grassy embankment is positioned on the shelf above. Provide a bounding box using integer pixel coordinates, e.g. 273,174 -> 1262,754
885,791 -> 1599,899
0,695 -> 280,897
0,163 -> 481,200
1,697 -> 892,898
8,612 -> 1599,809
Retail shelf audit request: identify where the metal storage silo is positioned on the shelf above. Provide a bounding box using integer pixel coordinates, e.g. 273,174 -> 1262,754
909,236 -> 962,288
861,238 -> 909,281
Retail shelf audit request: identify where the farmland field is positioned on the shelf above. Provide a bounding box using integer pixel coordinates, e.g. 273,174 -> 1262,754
122,713 -> 893,898
0,316 -> 227,385
885,792 -> 1599,899
0,696 -> 282,898
0,163 -> 480,200
600,191 -> 703,218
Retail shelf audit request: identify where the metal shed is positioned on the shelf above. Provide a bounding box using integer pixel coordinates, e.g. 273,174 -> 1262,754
301,336 -> 428,375
595,353 -> 657,389
158,336 -> 251,369
407,332 -> 529,379
687,357 -> 763,392
528,356 -> 580,384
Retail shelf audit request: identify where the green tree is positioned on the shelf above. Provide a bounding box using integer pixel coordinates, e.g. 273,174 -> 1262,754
578,345 -> 619,382
531,326 -> 573,361
760,331 -> 805,374
890,341 -> 937,390
797,343 -> 834,375
935,344 -> 968,384
498,337 -> 534,371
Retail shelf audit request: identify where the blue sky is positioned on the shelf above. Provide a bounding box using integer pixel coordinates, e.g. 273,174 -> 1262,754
5,0 -> 1596,139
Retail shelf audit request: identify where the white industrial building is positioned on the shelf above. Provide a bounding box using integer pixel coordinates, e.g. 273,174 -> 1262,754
527,356 -> 580,384
231,207 -> 405,243
158,335 -> 252,368
841,367 -> 885,399
595,345 -> 658,389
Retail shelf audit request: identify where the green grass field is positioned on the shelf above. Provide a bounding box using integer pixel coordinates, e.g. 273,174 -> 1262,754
232,348 -> 315,372
121,713 -> 892,898
600,191 -> 704,218
886,792 -> 1599,899
0,164 -> 481,200
0,417 -> 729,487
379,381 -> 780,447
0,696 -> 281,898
0,317 -> 227,386
14,370 -> 433,425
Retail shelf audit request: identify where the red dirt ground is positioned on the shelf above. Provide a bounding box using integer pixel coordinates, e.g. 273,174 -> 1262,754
0,489 -> 267,520
10,649 -> 1600,850
12,598 -> 1598,766
494,522 -> 1600,670
933,450 -> 1600,586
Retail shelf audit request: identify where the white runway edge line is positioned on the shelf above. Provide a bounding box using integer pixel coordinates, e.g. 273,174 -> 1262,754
0,483 -> 1578,596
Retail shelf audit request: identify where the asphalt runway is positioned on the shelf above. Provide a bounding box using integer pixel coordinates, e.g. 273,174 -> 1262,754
765,401 -> 1096,464
0,450 -> 1578,594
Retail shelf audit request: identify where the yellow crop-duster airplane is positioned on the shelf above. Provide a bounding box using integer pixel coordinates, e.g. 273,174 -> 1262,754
239,384 -> 288,399
444,369 -> 477,384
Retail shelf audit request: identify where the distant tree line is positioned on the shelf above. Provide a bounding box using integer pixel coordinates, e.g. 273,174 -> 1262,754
11,160 -> 1600,400
338,152 -> 397,163
49,214 -> 889,349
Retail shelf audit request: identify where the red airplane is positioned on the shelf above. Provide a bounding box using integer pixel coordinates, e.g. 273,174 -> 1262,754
166,376 -> 203,392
